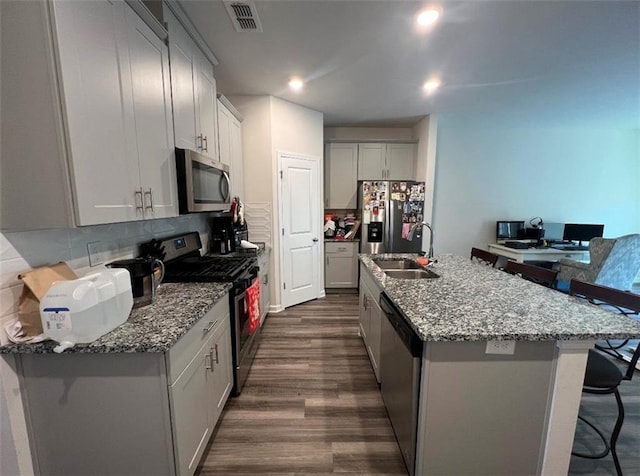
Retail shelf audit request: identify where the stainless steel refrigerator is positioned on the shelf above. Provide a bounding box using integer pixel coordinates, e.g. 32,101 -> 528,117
358,180 -> 426,254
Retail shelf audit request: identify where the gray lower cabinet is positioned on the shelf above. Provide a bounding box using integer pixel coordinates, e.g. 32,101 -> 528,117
359,265 -> 382,382
325,242 -> 359,288
17,297 -> 232,476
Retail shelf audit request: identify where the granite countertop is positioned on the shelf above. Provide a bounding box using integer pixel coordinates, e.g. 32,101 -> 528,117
360,253 -> 640,342
324,238 -> 359,243
0,282 -> 232,354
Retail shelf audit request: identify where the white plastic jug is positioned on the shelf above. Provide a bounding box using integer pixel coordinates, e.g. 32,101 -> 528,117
40,268 -> 133,352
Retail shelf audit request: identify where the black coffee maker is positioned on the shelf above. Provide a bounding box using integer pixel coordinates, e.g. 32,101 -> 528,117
210,212 -> 247,254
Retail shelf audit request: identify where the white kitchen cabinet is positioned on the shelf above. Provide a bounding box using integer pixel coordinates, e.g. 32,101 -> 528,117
210,313 -> 233,423
359,264 -> 382,382
357,143 -> 416,181
325,241 -> 359,288
217,96 -> 244,198
170,310 -> 232,475
324,143 -> 358,209
125,6 -> 177,219
166,10 -> 219,161
258,249 -> 271,324
0,0 -> 177,229
17,296 -> 232,476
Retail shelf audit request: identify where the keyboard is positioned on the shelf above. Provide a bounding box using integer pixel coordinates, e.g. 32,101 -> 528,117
550,244 -> 588,251
504,241 -> 530,249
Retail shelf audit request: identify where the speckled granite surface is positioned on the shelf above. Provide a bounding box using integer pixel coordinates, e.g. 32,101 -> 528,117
360,254 -> 640,342
0,282 -> 232,354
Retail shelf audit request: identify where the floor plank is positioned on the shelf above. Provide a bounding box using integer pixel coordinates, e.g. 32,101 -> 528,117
196,294 -> 407,475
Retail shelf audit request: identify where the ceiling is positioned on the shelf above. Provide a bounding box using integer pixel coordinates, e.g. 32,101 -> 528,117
179,1 -> 640,128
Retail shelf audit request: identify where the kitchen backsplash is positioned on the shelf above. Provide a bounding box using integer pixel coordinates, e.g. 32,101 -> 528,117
0,215 -> 211,344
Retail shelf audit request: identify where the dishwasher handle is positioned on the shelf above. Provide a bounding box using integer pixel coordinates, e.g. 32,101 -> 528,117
380,293 -> 423,357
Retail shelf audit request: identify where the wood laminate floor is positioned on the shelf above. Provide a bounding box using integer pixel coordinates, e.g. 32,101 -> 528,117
196,294 -> 408,475
197,293 -> 639,475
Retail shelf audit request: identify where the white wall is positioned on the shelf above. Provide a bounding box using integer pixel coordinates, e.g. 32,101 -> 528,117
0,214 -> 211,475
232,96 -> 324,311
433,123 -> 640,256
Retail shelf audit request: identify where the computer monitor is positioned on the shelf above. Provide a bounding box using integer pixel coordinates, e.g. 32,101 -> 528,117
562,223 -> 604,246
543,222 -> 565,242
496,221 -> 525,241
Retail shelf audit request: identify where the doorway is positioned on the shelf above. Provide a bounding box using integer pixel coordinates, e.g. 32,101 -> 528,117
278,151 -> 322,308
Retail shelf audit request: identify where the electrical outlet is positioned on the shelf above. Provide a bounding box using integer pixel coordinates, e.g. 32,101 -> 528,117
87,241 -> 105,267
485,340 -> 516,355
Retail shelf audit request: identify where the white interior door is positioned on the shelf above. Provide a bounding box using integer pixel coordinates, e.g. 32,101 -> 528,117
280,153 -> 321,308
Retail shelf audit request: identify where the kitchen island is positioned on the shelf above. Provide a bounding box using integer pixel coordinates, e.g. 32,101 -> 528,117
359,254 -> 640,475
1,282 -> 233,476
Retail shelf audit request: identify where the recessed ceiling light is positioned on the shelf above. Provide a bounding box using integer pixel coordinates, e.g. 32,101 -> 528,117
423,79 -> 441,94
416,8 -> 441,27
288,78 -> 304,92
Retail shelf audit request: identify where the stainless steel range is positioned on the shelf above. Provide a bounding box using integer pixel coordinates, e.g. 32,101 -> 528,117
145,232 -> 260,396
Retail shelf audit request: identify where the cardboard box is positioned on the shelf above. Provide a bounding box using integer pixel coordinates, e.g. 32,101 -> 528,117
17,262 -> 78,337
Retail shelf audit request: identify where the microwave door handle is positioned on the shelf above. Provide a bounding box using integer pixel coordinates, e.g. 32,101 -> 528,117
221,171 -> 231,200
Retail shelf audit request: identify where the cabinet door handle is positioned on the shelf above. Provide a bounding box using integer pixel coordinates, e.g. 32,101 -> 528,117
214,343 -> 219,364
144,188 -> 153,211
264,273 -> 268,285
326,256 -> 329,265
197,134 -> 203,150
363,295 -> 368,310
205,352 -> 213,371
135,188 -> 144,212
203,320 -> 215,335
203,135 -> 208,152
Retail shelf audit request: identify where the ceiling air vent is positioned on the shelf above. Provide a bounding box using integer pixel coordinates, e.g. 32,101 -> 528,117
223,1 -> 263,32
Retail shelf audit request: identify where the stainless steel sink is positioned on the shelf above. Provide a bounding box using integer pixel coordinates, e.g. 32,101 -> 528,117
383,269 -> 440,279
373,259 -> 422,270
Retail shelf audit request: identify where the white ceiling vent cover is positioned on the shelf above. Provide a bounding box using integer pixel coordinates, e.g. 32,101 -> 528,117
223,1 -> 263,32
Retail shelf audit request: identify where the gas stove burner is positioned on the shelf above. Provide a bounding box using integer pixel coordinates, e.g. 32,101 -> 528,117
163,253 -> 256,284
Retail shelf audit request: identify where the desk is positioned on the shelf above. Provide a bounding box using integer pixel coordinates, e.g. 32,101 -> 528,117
488,243 -> 589,263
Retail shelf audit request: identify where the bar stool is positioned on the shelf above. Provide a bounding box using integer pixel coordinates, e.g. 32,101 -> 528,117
504,260 -> 558,288
569,279 -> 640,476
470,247 -> 499,267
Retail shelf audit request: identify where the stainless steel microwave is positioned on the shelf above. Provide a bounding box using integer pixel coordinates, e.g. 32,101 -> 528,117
175,148 -> 231,213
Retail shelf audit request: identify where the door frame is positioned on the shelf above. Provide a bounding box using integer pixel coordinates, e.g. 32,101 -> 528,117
275,150 -> 325,310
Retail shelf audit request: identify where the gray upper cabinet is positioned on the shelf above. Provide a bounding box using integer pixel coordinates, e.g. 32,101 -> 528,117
0,0 -> 177,230
324,143 -> 358,208
166,9 -> 219,161
357,143 -> 416,181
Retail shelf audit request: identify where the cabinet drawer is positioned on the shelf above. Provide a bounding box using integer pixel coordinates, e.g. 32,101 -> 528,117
167,297 -> 230,385
325,242 -> 358,256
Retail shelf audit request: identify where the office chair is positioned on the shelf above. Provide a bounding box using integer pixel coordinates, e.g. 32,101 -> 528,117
569,279 -> 640,476
504,260 -> 558,288
470,247 -> 499,267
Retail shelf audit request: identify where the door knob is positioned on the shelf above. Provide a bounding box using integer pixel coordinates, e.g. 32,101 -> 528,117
312,238 -> 319,242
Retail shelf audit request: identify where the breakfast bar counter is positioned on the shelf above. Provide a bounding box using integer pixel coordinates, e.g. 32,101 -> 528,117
358,253 -> 640,476
359,254 -> 640,342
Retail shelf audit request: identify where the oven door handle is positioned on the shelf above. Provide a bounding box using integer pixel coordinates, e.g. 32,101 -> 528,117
235,289 -> 247,306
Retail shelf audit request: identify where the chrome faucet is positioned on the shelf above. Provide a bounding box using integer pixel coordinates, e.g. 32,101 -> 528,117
422,222 -> 434,259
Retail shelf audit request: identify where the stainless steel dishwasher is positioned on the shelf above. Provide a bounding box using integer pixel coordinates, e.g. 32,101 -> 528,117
379,293 -> 423,476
